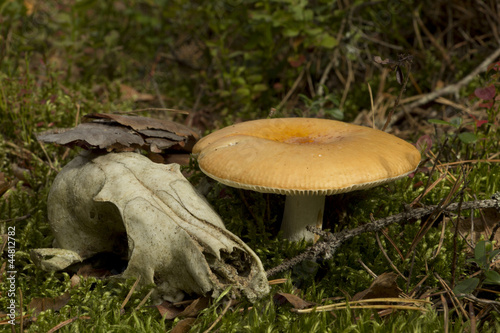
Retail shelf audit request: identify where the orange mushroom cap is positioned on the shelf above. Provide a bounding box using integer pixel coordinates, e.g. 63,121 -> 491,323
193,118 -> 421,195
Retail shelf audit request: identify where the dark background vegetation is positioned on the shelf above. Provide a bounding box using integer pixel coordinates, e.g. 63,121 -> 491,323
2,0 -> 498,125
1,0 -> 499,331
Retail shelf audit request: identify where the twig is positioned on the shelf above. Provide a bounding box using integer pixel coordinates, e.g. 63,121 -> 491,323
408,167 -> 468,257
305,62 -> 315,98
411,135 -> 449,207
316,16 -> 346,97
268,278 -> 287,285
440,294 -> 449,333
469,302 -> 477,333
46,316 -> 91,333
451,168 -> 468,287
358,259 -> 377,278
192,86 -> 205,113
5,141 -> 48,168
0,214 -> 31,224
457,294 -> 500,307
152,79 -> 166,109
434,273 -> 468,318
203,300 -> 232,333
375,232 -> 406,281
405,47 -> 500,110
339,58 -> 354,109
439,159 -> 500,167
306,225 -> 332,239
120,276 -> 141,315
277,66 -> 307,110
134,289 -> 154,312
317,57 -> 335,96
361,33 -> 404,51
293,297 -> 430,314
37,141 -> 57,172
19,288 -> 23,333
367,82 -> 375,128
415,13 -> 451,64
430,211 -> 447,259
74,103 -> 81,127
266,195 -> 500,277
489,222 -> 500,242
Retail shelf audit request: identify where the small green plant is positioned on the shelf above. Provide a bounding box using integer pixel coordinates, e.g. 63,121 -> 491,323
428,117 -> 479,144
298,85 -> 343,119
428,61 -> 499,145
453,240 -> 500,295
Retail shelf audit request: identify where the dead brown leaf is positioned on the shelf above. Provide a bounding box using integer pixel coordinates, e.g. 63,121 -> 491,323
156,301 -> 184,320
76,264 -> 113,279
352,272 -> 401,301
26,271 -> 85,317
455,208 -> 500,245
177,297 -> 210,318
36,123 -> 144,150
83,113 -> 199,138
171,317 -> 196,333
37,113 -> 200,156
70,274 -> 81,288
273,292 -> 316,309
28,292 -> 71,315
455,208 -> 500,271
156,297 -> 210,321
145,137 -> 178,153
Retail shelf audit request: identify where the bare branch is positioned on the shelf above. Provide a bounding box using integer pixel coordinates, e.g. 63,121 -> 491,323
266,195 -> 500,277
406,47 -> 500,110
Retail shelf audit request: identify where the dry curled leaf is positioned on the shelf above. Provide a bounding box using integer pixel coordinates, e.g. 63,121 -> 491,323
171,317 -> 197,333
41,152 -> 269,303
455,208 -> 500,241
28,292 -> 71,315
176,297 -> 211,318
352,272 -> 401,301
36,113 -> 200,156
83,113 -> 198,138
37,123 -> 144,151
455,207 -> 500,255
156,297 -> 210,320
273,292 -> 315,309
156,301 -> 184,320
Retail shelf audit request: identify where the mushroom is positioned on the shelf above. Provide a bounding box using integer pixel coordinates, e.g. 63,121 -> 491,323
192,118 -> 421,242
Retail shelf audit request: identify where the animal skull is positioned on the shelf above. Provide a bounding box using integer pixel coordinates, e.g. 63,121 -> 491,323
41,151 -> 269,302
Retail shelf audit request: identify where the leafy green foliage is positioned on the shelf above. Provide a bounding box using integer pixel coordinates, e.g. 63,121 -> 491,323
454,240 -> 500,295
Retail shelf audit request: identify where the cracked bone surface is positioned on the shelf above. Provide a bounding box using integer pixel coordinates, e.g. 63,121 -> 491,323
44,151 -> 269,302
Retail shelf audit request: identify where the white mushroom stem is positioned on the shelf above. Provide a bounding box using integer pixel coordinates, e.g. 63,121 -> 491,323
280,195 -> 326,242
